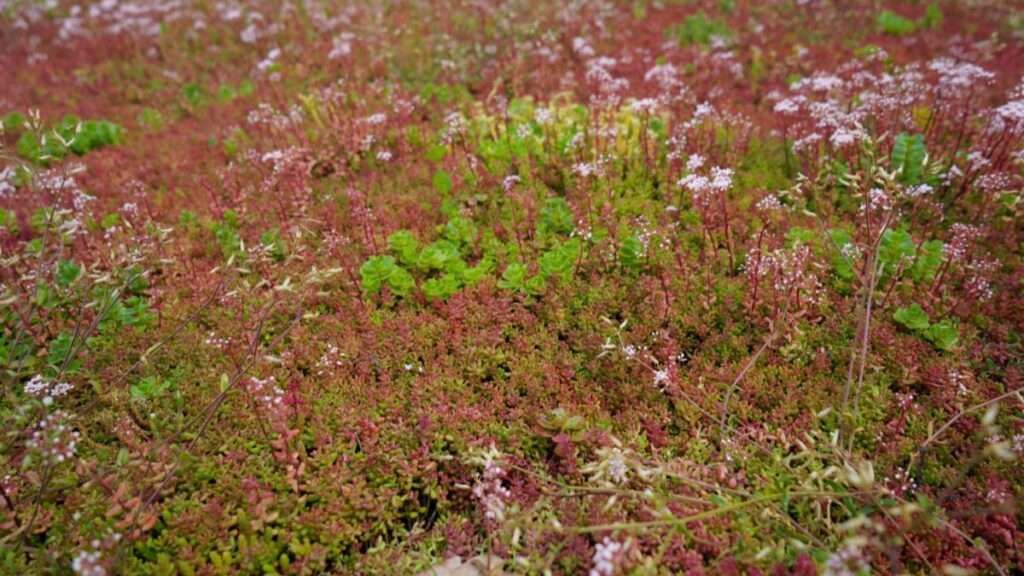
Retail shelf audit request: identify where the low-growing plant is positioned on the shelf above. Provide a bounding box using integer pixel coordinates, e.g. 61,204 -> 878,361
664,12 -> 734,47
360,254 -> 415,296
14,115 -> 123,163
1,4 -> 1021,575
893,303 -> 960,350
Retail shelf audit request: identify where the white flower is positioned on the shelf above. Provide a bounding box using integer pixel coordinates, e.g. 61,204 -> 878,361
590,538 -> 624,576
240,24 -> 259,44
693,102 -> 714,119
903,183 -> 933,198
653,369 -> 670,388
809,73 -> 844,93
470,445 -> 509,522
24,375 -> 72,399
572,36 -> 594,57
773,97 -> 803,115
756,194 -> 782,211
861,187 -> 892,212
0,166 -> 16,198
261,150 -> 284,163
823,544 -> 868,576
574,162 -> 604,178
256,48 -> 280,72
829,127 -> 862,148
928,58 -> 994,94
678,173 -> 709,193
329,33 -> 354,60
24,375 -> 49,396
630,98 -> 658,114
709,167 -> 734,192
472,479 -> 510,521
606,449 -> 628,484
72,549 -> 106,576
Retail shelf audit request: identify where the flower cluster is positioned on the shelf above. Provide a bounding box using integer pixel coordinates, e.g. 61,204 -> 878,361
71,549 -> 106,576
26,410 -> 80,464
944,223 -> 983,263
590,537 -> 626,576
248,376 -> 286,417
678,165 -> 733,207
745,243 -> 823,307
23,375 -> 73,401
468,445 -> 511,523
582,445 -> 631,486
823,544 -> 870,576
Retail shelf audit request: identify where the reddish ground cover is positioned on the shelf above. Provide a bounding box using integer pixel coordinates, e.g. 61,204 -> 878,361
1,1 -> 1023,574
